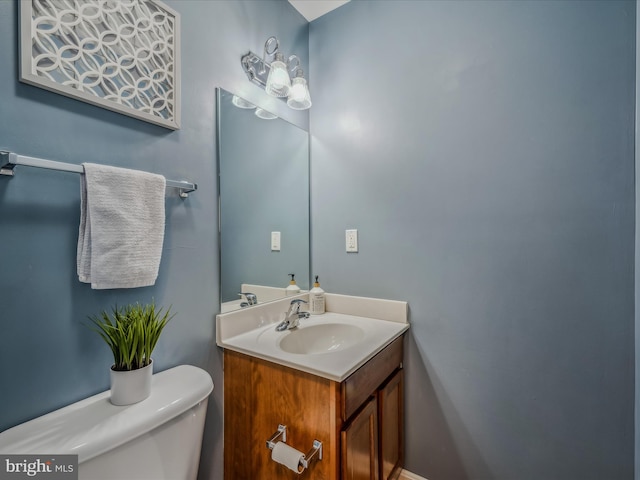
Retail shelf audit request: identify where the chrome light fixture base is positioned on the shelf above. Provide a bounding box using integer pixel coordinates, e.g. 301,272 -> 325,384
241,36 -> 311,110
241,51 -> 272,89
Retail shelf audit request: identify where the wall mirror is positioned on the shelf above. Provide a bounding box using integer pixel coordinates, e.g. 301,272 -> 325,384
217,88 -> 310,313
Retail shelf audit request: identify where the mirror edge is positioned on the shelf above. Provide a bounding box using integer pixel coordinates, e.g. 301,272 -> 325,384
216,86 -> 312,313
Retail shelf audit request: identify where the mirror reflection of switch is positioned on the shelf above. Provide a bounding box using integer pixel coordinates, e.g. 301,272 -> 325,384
271,231 -> 281,251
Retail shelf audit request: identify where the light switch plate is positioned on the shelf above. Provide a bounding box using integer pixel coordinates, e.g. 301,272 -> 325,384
271,231 -> 281,251
346,229 -> 358,252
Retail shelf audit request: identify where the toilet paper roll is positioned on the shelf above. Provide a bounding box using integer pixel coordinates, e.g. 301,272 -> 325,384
271,441 -> 305,473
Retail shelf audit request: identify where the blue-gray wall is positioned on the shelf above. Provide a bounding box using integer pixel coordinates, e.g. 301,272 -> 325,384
0,2 -> 308,479
310,1 -> 635,479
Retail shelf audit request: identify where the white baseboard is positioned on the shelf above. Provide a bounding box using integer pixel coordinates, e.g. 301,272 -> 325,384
399,469 -> 428,480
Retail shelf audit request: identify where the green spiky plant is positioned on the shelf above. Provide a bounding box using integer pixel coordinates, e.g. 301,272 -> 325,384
89,302 -> 174,371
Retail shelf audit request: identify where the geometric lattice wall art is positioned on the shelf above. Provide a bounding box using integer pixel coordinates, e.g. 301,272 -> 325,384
19,0 -> 181,130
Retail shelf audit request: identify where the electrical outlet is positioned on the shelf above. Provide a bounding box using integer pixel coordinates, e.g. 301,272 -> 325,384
346,229 -> 358,252
271,231 -> 281,251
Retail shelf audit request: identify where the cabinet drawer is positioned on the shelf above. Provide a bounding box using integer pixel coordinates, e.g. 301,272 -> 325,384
341,335 -> 403,421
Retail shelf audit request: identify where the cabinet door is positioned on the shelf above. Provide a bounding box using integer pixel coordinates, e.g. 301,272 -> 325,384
378,369 -> 404,480
341,396 -> 379,480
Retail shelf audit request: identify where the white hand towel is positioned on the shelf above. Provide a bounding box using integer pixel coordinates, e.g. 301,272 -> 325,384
77,163 -> 166,289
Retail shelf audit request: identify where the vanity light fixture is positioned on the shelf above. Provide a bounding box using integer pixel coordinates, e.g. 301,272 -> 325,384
287,68 -> 312,110
241,36 -> 312,110
265,53 -> 292,97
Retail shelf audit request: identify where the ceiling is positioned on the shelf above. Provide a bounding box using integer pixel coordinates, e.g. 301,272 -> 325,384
288,0 -> 350,22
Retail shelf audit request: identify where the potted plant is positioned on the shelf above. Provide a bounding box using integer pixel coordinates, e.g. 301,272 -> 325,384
89,302 -> 173,405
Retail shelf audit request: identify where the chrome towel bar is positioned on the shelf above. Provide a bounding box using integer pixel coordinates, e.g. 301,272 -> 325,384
0,151 -> 197,198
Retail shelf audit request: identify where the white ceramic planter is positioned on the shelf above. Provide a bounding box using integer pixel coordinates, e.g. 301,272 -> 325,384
109,360 -> 153,406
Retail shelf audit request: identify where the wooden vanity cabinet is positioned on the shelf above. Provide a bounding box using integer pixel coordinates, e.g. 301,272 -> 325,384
341,396 -> 379,480
378,369 -> 404,480
223,335 -> 404,480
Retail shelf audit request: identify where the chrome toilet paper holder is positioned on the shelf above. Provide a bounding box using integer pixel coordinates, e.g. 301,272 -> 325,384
300,440 -> 323,469
266,424 -> 323,471
266,424 -> 287,449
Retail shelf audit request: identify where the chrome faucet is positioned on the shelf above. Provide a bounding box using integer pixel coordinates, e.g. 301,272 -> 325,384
238,292 -> 257,308
276,299 -> 309,331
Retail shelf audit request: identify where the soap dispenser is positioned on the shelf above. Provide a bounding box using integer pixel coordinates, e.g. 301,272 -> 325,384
309,275 -> 325,315
285,273 -> 301,296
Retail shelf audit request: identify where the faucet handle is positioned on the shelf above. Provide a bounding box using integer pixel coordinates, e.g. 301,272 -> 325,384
238,292 -> 258,305
288,298 -> 307,313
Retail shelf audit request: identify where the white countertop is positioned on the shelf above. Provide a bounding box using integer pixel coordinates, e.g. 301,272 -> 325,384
216,293 -> 409,382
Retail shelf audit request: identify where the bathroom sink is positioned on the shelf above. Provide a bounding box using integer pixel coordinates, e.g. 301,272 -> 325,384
278,323 -> 365,354
217,298 -> 409,381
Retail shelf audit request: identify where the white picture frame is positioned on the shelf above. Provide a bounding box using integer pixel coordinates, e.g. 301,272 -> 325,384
19,0 -> 181,130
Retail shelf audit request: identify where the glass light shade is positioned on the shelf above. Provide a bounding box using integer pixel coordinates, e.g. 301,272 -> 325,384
287,75 -> 312,110
255,108 -> 278,120
232,95 -> 256,109
265,54 -> 291,97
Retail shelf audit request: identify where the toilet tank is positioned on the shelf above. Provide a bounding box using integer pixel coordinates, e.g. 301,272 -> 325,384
0,365 -> 213,480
